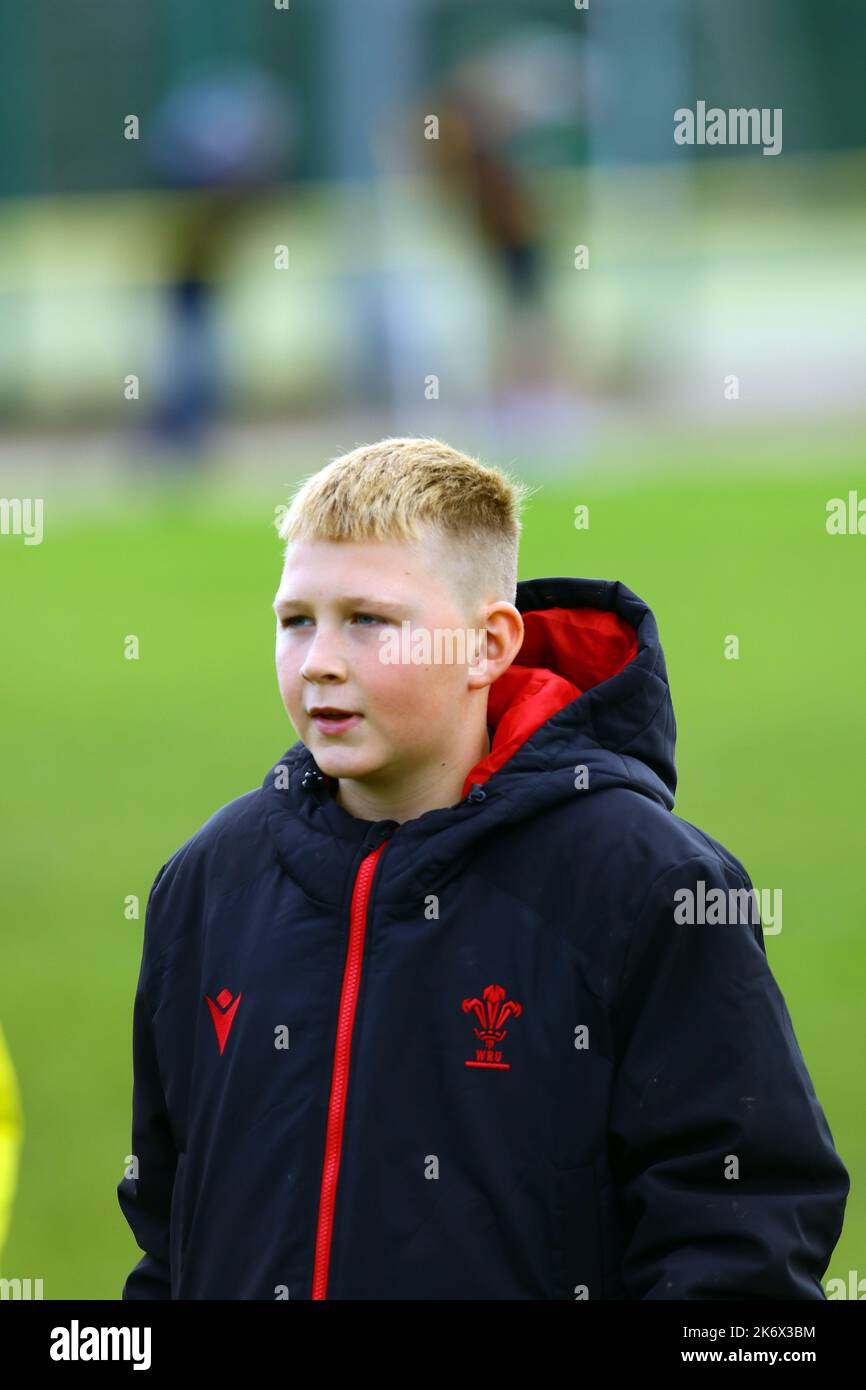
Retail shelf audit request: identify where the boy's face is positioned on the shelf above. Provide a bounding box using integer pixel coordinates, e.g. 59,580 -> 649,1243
273,530 -> 505,796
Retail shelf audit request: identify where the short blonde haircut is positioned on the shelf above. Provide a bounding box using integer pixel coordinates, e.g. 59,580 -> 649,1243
276,437 -> 533,616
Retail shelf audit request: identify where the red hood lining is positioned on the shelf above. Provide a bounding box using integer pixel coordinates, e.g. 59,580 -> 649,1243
460,606 -> 639,797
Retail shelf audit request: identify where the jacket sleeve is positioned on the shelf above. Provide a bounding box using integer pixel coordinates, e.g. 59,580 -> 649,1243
117,862 -> 178,1299
608,854 -> 850,1299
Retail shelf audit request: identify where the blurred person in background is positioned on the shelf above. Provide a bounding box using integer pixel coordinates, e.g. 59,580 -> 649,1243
417,29 -> 591,436
141,62 -> 298,464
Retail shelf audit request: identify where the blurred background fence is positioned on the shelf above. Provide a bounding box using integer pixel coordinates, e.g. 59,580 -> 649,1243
1,0 -> 864,448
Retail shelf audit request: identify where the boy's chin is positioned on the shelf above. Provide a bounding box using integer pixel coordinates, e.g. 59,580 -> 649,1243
310,745 -> 378,779
312,744 -> 411,790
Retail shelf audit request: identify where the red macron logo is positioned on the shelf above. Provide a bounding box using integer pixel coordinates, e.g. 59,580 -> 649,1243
205,987 -> 242,1055
461,982 -> 522,1070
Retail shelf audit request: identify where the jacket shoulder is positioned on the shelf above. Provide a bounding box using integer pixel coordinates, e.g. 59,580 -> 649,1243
140,787 -> 271,993
160,785 -> 267,876
577,785 -> 752,889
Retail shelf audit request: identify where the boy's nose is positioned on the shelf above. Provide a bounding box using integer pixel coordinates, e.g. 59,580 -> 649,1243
299,629 -> 348,683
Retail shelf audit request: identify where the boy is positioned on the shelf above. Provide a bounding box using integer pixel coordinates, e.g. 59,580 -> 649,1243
118,436 -> 849,1299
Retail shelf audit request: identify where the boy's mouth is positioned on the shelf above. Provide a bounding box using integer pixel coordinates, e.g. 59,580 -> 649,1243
308,706 -> 363,736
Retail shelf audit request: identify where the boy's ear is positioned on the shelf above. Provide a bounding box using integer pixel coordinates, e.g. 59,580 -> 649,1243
467,603 -> 524,688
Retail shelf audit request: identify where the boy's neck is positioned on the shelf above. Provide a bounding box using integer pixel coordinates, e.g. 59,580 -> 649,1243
332,724 -> 491,825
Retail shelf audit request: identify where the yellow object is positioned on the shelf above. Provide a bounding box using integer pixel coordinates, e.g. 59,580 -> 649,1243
0,1018 -> 24,1268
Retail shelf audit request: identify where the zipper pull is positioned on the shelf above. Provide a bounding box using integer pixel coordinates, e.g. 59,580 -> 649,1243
363,820 -> 398,850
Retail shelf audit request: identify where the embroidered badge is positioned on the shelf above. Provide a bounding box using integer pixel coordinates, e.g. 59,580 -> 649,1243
205,987 -> 242,1055
461,982 -> 522,1069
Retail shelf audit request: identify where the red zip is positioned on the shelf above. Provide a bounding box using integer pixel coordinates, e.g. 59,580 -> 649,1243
311,835 -> 391,1299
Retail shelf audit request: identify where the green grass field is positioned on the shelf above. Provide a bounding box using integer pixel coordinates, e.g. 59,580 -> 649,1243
1,452 -> 863,1297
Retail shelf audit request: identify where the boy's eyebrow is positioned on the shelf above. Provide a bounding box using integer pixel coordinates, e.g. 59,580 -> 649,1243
272,593 -> 413,615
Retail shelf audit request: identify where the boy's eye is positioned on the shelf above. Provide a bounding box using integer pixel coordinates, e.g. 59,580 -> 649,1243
278,612 -> 387,629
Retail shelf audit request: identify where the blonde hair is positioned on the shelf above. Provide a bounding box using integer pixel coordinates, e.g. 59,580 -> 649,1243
276,437 -> 533,616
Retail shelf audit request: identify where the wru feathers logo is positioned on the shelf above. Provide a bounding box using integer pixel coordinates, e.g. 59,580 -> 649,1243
461,982 -> 522,1070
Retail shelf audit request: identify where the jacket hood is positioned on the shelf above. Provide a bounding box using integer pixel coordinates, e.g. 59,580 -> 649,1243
457,576 -> 675,805
261,579 -> 677,898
